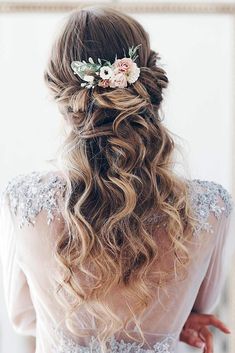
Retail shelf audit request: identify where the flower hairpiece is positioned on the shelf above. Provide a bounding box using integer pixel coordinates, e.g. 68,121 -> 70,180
71,44 -> 141,89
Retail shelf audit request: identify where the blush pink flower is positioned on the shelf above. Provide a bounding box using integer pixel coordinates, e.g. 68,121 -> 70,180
113,58 -> 135,73
98,79 -> 110,88
109,73 -> 127,88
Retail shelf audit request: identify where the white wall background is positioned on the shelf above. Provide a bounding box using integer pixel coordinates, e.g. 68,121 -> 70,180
0,3 -> 234,353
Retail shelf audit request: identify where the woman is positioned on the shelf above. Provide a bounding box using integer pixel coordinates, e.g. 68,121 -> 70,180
0,6 -> 234,353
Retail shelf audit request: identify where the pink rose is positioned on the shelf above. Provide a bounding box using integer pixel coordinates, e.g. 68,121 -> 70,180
98,79 -> 110,88
113,58 -> 135,73
109,73 -> 127,88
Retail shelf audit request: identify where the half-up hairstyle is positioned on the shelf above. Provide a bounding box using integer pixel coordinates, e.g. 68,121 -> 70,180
44,6 -> 195,352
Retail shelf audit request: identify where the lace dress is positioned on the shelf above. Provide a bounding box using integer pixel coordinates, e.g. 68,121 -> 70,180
0,171 -> 234,353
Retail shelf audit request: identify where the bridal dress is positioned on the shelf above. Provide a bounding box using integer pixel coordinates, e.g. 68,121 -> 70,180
0,170 -> 234,353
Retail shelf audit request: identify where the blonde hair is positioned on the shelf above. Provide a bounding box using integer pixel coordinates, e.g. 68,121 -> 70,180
44,6 -> 195,352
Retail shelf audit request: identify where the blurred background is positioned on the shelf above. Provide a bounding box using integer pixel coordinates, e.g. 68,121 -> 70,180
0,1 -> 234,352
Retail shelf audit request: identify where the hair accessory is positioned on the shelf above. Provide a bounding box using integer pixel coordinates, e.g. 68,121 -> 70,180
71,44 -> 141,89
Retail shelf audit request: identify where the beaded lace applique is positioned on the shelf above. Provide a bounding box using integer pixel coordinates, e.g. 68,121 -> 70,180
2,171 -> 66,228
1,172 -> 233,234
52,327 -> 176,353
144,180 -> 233,234
187,179 -> 233,234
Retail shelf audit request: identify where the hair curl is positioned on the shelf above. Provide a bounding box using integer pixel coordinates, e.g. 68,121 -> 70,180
44,6 -> 195,352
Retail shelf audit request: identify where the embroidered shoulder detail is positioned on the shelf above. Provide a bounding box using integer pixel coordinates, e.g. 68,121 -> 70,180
52,327 -> 176,353
2,171 -> 66,228
188,179 -> 233,234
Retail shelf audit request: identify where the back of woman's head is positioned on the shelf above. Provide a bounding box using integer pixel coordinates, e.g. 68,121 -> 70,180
44,6 -> 168,118
44,6 -> 194,351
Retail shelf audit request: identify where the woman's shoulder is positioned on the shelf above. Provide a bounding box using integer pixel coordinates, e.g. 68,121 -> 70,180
1,170 -> 66,228
186,178 -> 233,234
1,171 -> 234,233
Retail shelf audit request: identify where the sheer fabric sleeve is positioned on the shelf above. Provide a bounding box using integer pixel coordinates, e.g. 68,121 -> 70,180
193,203 -> 235,313
0,196 -> 37,337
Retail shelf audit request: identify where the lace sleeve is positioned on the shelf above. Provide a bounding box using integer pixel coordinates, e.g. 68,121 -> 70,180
192,193 -> 235,313
0,194 -> 37,337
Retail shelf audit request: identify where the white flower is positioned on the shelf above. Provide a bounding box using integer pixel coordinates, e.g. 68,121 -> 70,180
100,66 -> 113,80
126,64 -> 140,84
84,75 -> 94,83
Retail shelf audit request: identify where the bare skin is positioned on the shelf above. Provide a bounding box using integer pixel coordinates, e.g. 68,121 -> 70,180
180,312 -> 231,352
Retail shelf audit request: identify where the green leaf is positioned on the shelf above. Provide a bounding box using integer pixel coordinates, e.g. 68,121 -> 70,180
88,57 -> 94,64
128,44 -> 142,60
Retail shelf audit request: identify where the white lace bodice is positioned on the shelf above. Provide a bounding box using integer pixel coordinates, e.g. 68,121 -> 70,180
0,170 -> 234,353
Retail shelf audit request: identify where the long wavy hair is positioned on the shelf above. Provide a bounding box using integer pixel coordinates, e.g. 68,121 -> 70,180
44,6 -> 195,352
